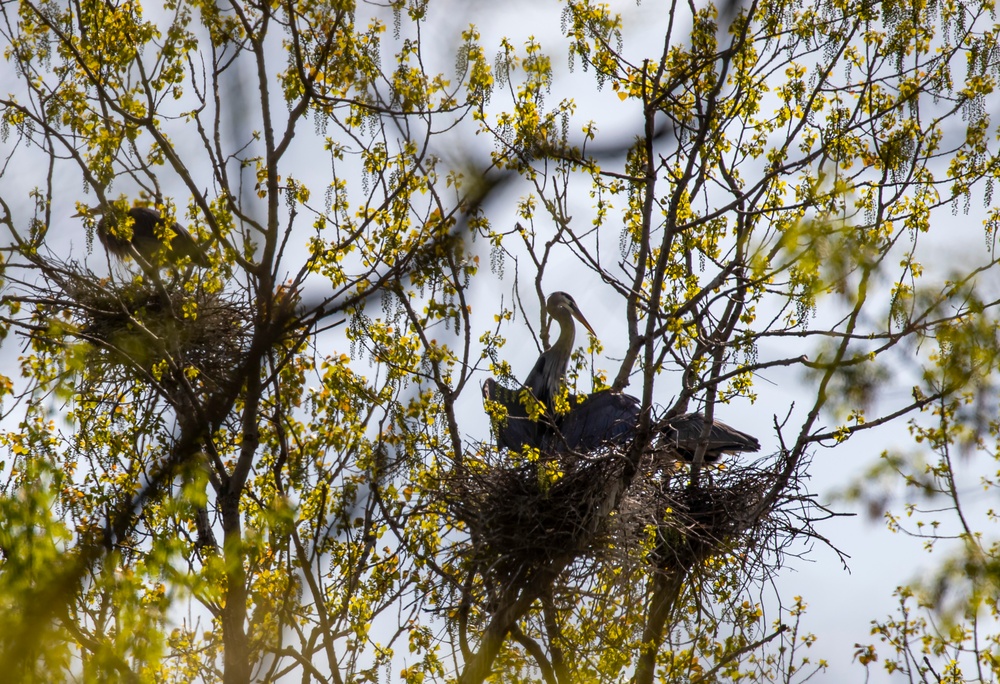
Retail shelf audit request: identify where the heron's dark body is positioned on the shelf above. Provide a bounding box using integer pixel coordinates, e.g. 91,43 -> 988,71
97,207 -> 208,266
538,389 -> 640,454
482,379 -> 548,453
484,380 -> 760,462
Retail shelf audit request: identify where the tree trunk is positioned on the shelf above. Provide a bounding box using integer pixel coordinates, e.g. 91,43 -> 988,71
220,488 -> 250,684
632,567 -> 687,684
459,561 -> 569,684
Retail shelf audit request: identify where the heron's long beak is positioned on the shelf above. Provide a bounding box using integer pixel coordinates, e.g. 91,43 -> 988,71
571,307 -> 596,338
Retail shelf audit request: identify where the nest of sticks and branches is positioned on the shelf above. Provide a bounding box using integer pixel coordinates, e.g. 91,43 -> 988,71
443,451 -> 628,584
440,442 -> 805,594
5,257 -> 250,404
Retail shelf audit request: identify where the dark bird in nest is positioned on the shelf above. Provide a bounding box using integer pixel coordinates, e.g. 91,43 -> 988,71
75,204 -> 209,267
483,293 -> 761,462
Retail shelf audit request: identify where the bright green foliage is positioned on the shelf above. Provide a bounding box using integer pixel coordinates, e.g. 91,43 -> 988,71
2,0 -> 1000,682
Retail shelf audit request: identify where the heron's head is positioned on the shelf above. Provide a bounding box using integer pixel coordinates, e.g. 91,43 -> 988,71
546,291 -> 595,337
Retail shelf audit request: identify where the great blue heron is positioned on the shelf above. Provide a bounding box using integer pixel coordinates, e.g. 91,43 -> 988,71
482,292 -> 761,461
76,205 -> 209,267
523,291 -> 595,406
482,291 -> 594,451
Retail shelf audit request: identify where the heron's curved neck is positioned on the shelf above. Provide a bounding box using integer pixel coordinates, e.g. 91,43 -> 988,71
552,311 -> 575,354
550,313 -> 577,383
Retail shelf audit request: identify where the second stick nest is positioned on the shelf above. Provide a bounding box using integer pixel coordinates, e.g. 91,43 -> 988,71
21,263 -> 251,401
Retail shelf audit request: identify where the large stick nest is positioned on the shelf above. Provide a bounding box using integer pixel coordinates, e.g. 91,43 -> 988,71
439,445 -> 791,588
443,453 -> 628,583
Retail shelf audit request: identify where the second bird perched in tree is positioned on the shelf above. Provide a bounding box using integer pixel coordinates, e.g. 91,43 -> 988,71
77,204 -> 209,267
